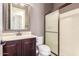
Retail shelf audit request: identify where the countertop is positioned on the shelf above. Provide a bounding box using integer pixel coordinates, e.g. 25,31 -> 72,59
0,31 -> 36,41
2,35 -> 36,41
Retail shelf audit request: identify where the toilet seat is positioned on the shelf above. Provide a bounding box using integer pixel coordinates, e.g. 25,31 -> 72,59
38,45 -> 50,52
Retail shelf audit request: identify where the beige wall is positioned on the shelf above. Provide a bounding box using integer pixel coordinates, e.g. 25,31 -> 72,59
44,3 -> 53,14
53,3 -> 65,11
30,3 -> 45,36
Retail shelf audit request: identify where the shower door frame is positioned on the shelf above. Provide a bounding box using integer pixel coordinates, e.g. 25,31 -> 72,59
44,3 -> 71,56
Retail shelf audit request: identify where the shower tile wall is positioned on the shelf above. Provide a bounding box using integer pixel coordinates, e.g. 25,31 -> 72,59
60,8 -> 79,56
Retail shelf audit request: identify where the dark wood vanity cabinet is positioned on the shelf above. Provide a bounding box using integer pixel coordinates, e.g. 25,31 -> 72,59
22,38 -> 36,56
3,40 -> 18,56
3,38 -> 36,56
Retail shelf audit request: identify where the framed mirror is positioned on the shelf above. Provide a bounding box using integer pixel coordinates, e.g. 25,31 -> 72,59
3,3 -> 31,32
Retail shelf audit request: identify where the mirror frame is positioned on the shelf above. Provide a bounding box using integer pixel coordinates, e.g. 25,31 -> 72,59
3,3 -> 31,32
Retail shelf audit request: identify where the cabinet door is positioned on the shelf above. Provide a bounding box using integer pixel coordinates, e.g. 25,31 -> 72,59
3,40 -> 18,56
22,38 -> 36,56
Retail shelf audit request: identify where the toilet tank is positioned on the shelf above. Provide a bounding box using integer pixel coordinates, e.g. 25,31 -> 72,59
36,36 -> 44,46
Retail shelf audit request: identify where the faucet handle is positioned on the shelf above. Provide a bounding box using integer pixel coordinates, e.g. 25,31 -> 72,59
16,32 -> 22,36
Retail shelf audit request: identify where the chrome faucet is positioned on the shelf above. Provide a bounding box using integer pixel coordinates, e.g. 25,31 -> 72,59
16,30 -> 22,36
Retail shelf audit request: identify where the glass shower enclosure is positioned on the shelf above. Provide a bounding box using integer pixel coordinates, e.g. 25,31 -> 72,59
45,10 -> 59,56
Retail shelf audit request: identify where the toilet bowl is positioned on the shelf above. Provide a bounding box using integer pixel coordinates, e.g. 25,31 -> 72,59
36,36 -> 51,56
38,45 -> 51,56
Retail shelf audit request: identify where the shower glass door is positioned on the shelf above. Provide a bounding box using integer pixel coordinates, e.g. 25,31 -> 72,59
45,10 -> 59,55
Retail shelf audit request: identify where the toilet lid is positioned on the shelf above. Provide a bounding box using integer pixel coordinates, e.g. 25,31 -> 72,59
38,45 -> 50,52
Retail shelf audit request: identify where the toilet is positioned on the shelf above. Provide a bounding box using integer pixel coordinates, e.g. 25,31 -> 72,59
36,36 -> 51,56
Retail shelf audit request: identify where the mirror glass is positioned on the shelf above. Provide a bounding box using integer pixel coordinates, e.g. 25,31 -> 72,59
11,4 -> 26,30
3,3 -> 31,32
10,3 -> 30,31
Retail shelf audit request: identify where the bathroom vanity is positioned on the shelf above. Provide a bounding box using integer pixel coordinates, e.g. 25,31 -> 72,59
3,37 -> 36,56
1,3 -> 36,56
